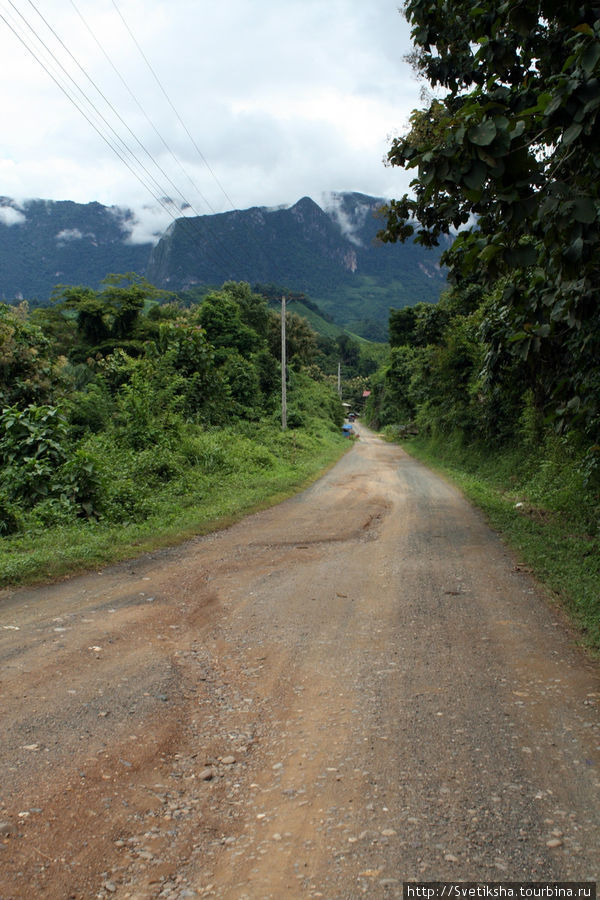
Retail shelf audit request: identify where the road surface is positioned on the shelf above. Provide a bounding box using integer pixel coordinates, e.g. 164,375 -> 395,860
0,425 -> 598,899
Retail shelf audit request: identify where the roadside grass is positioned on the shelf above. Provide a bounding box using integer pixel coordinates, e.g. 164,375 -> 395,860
394,433 -> 600,655
0,422 -> 349,588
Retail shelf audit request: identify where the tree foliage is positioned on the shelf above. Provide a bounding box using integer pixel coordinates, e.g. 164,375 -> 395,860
379,0 -> 600,440
0,278 -> 346,535
0,303 -> 58,406
53,272 -> 172,356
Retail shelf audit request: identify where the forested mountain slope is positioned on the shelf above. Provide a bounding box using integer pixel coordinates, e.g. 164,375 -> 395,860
0,193 -> 448,337
147,193 -> 449,333
0,198 -> 151,303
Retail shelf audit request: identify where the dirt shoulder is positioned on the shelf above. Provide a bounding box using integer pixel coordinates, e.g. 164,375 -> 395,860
0,425 -> 598,899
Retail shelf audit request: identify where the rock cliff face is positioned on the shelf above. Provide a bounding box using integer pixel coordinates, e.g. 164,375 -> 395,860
146,196 -> 361,290
0,192 -> 449,334
146,192 -> 449,330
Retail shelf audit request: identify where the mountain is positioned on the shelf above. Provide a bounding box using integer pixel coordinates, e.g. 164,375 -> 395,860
0,198 -> 152,304
147,193 -> 450,335
0,192 -> 449,339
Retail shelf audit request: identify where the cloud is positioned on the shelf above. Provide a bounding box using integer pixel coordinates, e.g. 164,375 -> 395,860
56,228 -> 85,243
110,204 -> 175,246
0,0 -> 419,232
0,204 -> 27,227
321,192 -> 374,246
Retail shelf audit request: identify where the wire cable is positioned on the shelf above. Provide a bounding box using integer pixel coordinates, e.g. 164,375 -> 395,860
69,0 -> 219,217
111,0 -> 237,211
4,0 -> 179,217
25,0 -> 213,222
0,1 -> 246,283
0,5 -> 172,218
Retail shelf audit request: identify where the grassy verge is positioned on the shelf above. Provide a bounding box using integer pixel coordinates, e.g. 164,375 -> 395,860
395,433 -> 600,654
0,422 -> 349,588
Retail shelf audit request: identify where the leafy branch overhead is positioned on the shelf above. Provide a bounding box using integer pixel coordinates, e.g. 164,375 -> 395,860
379,0 -> 600,438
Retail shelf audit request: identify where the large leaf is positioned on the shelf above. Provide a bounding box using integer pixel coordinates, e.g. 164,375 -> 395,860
478,243 -> 501,262
506,244 -> 538,267
581,41 -> 600,74
468,119 -> 497,146
562,123 -> 583,145
572,197 -> 597,224
563,237 -> 584,262
463,160 -> 487,190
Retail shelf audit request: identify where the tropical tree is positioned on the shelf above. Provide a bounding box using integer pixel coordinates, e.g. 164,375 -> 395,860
196,289 -> 261,357
379,0 -> 600,440
53,272 -> 170,356
267,310 -> 317,367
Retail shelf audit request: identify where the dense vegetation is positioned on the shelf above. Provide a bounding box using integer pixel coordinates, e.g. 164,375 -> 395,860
0,276 -> 354,585
366,0 -> 600,649
379,0 -> 600,450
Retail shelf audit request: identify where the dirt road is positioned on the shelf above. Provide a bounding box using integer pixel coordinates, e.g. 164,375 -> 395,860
0,425 -> 598,899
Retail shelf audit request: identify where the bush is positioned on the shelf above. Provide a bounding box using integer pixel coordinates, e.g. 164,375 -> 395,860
59,447 -> 106,519
103,475 -> 153,523
0,404 -> 70,506
68,382 -> 113,435
0,490 -> 23,535
135,445 -> 186,485
179,430 -> 233,473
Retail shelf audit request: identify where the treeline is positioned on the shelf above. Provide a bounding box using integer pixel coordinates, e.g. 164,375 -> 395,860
368,272 -> 600,455
366,276 -> 600,538
0,275 -> 346,539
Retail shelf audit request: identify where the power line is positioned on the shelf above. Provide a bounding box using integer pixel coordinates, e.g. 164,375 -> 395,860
0,4 -> 172,220
0,3 -> 236,276
66,0 -> 249,274
100,1 -> 258,279
69,0 -> 219,217
0,1 -> 246,283
23,0 -> 245,277
3,1 -> 178,218
24,0 -> 212,223
111,0 -> 237,211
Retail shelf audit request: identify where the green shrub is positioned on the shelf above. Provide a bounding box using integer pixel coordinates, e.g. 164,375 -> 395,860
179,431 -> 233,473
286,408 -> 304,429
103,476 -> 153,523
239,441 -> 276,469
59,447 -> 106,519
0,404 -> 70,506
134,445 -> 186,485
0,490 -> 23,535
30,495 -> 78,528
68,382 -> 113,435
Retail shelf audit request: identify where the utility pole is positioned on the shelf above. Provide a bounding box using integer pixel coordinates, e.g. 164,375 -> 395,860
337,361 -> 342,400
281,295 -> 287,431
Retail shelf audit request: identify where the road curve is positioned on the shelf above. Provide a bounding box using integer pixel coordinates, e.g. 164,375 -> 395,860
0,424 -> 598,899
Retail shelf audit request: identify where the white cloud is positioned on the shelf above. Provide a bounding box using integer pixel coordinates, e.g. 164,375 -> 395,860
0,204 -> 27,227
0,0 -> 420,241
111,204 -> 177,245
321,192 -> 375,246
56,228 -> 85,243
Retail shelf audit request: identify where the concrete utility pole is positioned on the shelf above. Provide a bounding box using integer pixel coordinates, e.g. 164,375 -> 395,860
337,361 -> 342,400
281,296 -> 287,431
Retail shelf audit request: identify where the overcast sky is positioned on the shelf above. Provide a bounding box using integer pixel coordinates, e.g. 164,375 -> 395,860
0,0 -> 421,242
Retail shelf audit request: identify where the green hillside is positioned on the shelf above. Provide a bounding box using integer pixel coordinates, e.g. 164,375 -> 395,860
0,198 -> 152,303
0,193 -> 449,340
147,194 -> 449,336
